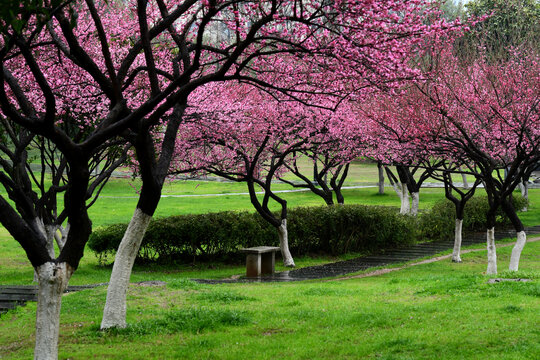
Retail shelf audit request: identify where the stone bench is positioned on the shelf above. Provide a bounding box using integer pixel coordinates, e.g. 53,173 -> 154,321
239,246 -> 281,278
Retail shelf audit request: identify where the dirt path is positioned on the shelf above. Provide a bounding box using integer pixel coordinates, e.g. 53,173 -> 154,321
329,236 -> 540,281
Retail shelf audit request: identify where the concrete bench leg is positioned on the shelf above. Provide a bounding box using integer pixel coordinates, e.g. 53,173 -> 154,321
245,252 -> 276,277
261,252 -> 276,275
246,254 -> 262,277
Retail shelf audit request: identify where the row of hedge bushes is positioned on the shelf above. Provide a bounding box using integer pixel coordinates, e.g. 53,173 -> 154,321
419,195 -> 528,241
88,196 -> 527,265
88,205 -> 417,264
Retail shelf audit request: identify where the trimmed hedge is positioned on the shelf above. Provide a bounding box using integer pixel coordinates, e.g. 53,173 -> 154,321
88,205 -> 418,264
419,195 -> 528,241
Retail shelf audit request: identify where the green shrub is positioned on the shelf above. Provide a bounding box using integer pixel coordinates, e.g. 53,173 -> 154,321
419,195 -> 528,241
88,205 -> 417,264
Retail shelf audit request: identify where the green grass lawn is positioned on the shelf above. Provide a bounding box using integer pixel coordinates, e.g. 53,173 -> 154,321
88,177 -> 540,226
1,169 -> 539,359
1,240 -> 538,359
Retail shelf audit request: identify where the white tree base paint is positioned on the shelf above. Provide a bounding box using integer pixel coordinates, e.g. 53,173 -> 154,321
101,208 -> 152,329
486,227 -> 497,275
509,231 -> 527,272
399,184 -> 410,215
461,173 -> 469,189
452,218 -> 463,263
278,219 -> 295,267
410,192 -> 419,216
34,262 -> 73,360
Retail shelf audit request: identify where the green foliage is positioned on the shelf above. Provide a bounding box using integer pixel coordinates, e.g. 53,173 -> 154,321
88,205 -> 418,264
0,0 -> 67,35
461,0 -> 540,58
419,195 -> 529,241
286,205 -> 417,255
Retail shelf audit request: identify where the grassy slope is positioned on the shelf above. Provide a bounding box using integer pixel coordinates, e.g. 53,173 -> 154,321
1,165 -> 539,358
1,241 -> 538,359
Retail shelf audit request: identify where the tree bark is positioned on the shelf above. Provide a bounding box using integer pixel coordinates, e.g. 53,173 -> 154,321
399,185 -> 410,215
501,197 -> 526,272
410,192 -> 419,216
34,218 -> 55,258
277,219 -> 295,267
486,227 -> 497,275
34,262 -> 73,360
33,218 -> 56,282
509,230 -> 527,272
461,173 -> 469,189
55,223 -> 69,252
452,218 -> 463,263
101,208 -> 152,329
378,163 -> 384,194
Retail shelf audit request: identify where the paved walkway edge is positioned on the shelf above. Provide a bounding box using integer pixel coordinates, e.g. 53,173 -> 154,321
329,236 -> 540,282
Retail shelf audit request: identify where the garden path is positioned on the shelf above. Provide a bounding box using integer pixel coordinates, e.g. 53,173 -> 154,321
194,226 -> 540,284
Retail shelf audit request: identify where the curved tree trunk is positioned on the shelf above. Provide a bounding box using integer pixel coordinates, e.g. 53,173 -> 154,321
486,227 -> 497,275
101,208 -> 152,329
410,192 -> 419,216
34,262 -> 73,360
277,219 -> 295,267
452,218 -> 463,263
500,197 -> 527,272
509,230 -> 527,272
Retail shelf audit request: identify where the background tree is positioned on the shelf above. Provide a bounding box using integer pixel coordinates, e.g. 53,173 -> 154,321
463,0 -> 540,58
411,49 -> 539,274
277,102 -> 363,206
171,83 -> 347,267
0,0 -> 468,356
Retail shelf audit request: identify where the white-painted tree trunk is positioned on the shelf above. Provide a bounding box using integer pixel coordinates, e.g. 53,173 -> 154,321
101,208 -> 152,329
486,227 -> 497,275
378,165 -> 385,194
509,231 -> 527,272
410,192 -> 419,216
34,262 -> 73,360
461,173 -> 469,189
452,219 -> 463,263
277,219 -> 295,267
519,182 -> 528,211
399,185 -> 410,215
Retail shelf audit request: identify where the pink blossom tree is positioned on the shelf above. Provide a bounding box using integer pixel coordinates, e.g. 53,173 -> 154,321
171,83 -> 349,266
429,161 -> 482,262
373,48 -> 540,274
358,90 -> 443,216
276,101 -> 364,206
0,0 -> 466,355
